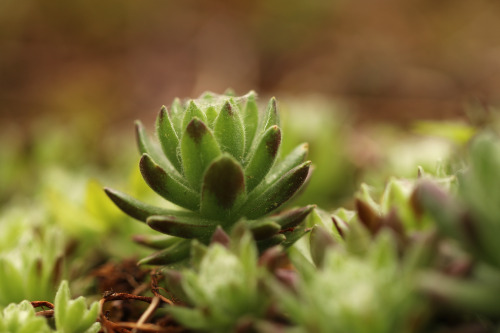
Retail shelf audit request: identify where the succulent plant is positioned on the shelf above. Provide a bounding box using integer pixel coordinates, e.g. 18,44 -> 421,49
105,92 -> 313,265
273,229 -> 426,333
53,280 -> 100,333
0,300 -> 51,333
415,134 -> 500,316
0,218 -> 65,306
163,225 -> 272,332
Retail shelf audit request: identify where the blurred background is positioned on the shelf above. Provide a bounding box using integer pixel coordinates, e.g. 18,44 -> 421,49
2,0 -> 500,127
0,0 -> 498,208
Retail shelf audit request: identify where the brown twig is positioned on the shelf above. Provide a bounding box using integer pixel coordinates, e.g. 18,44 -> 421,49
133,296 -> 160,333
151,270 -> 174,305
31,301 -> 55,318
35,310 -> 55,318
99,290 -> 180,333
31,301 -> 54,309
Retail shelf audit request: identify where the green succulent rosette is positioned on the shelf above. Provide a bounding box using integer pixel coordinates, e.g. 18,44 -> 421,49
105,92 -> 313,265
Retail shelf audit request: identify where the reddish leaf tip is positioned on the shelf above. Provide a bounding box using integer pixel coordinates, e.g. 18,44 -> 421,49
186,118 -> 208,143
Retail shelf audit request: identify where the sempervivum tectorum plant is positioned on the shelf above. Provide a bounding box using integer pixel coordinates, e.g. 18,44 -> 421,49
105,91 -> 313,265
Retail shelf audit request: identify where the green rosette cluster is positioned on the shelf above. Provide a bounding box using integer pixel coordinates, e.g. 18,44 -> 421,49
105,92 -> 313,265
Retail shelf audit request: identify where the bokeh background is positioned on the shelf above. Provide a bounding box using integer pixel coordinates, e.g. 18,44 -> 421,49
0,0 -> 498,209
2,0 -> 500,127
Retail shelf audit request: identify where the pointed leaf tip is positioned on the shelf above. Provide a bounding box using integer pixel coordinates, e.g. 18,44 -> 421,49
242,161 -> 311,218
245,125 -> 282,191
211,226 -> 231,247
104,187 -> 182,222
214,100 -> 245,160
186,118 -> 208,143
147,215 -> 218,239
266,125 -> 281,157
264,97 -> 280,130
181,118 -> 221,189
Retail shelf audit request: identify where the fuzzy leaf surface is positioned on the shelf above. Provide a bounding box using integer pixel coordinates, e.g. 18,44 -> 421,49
140,154 -> 199,210
214,101 -> 245,161
201,154 -> 246,220
245,125 -> 281,192
241,161 -> 311,219
156,106 -> 182,172
180,118 -> 221,190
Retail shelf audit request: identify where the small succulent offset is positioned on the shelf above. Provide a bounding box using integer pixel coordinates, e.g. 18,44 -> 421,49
274,228 -> 425,333
0,301 -> 51,333
416,134 -> 500,315
105,92 -> 313,264
0,281 -> 100,333
53,280 -> 100,333
164,225 -> 271,332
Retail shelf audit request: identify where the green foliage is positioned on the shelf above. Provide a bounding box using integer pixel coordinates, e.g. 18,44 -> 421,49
164,226 -> 271,332
275,231 -> 425,333
54,281 -> 100,333
416,133 -> 500,316
0,208 -> 65,306
106,92 -> 313,265
0,301 -> 51,333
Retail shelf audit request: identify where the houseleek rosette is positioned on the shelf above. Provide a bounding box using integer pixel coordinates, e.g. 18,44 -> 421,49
105,92 -> 313,265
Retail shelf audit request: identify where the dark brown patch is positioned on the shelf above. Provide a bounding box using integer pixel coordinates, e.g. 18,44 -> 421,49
203,157 -> 244,209
274,205 -> 315,229
266,126 -> 281,157
186,118 -> 207,143
210,226 -> 231,247
222,101 -> 234,116
355,198 -> 382,235
461,212 -> 480,248
383,208 -> 405,237
139,155 -> 169,196
159,105 -> 169,119
280,162 -> 310,199
331,216 -> 346,239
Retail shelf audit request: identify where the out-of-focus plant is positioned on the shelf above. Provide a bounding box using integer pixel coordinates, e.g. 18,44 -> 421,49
106,92 -> 313,265
53,280 -> 100,333
272,227 -> 427,333
163,225 -> 273,332
0,208 -> 65,306
417,133 -> 500,316
0,301 -> 51,333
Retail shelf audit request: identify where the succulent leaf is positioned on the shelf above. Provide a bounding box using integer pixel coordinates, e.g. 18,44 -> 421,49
135,121 -> 181,179
242,92 -> 259,157
248,219 -> 281,240
262,97 -> 280,130
54,280 -> 100,333
170,97 -> 184,134
256,234 -> 286,252
104,187 -> 187,222
138,238 -> 191,265
182,101 -> 207,131
205,106 -> 218,127
200,154 -> 246,220
156,106 -> 182,172
133,234 -> 180,250
180,118 -> 221,190
244,125 -> 281,191
139,154 -> 199,210
214,101 -> 245,161
241,161 -> 311,219
271,204 -> 316,229
0,301 -> 51,333
147,214 -> 218,240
